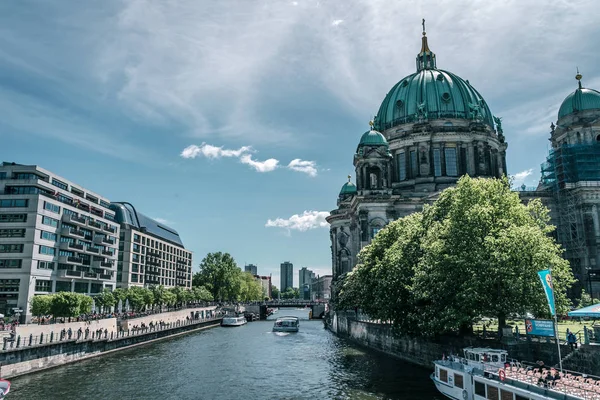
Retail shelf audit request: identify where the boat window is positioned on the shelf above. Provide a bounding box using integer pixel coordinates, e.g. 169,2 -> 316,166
439,369 -> 448,383
501,354 -> 506,362
475,354 -> 480,362
474,381 -> 485,397
491,355 -> 499,362
500,390 -> 513,400
436,366 -> 439,378
454,373 -> 463,389
486,385 -> 498,399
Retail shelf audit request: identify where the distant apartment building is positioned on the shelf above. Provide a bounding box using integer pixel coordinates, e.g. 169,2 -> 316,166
299,267 -> 313,300
110,202 -> 192,289
280,261 -> 293,291
254,275 -> 272,299
0,162 -> 119,322
244,264 -> 258,275
311,275 -> 332,302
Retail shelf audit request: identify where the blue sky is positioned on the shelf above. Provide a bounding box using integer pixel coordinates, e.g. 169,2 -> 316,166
2,0 -> 599,289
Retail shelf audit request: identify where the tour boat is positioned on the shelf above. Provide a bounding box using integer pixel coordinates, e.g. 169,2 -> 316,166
432,347 -> 600,400
221,316 -> 247,327
0,379 -> 10,399
273,316 -> 299,333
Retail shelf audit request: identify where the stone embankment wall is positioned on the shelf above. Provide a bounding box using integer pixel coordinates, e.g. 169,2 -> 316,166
0,317 -> 221,378
328,312 -> 579,370
119,306 -> 217,330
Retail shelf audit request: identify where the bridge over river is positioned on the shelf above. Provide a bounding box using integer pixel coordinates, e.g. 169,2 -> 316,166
244,301 -> 328,319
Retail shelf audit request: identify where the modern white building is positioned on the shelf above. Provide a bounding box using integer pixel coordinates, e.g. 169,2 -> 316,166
0,162 -> 119,322
110,202 -> 192,289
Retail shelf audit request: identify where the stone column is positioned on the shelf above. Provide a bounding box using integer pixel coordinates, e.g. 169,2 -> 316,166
469,141 -> 477,176
593,205 -> 600,238
440,142 -> 446,176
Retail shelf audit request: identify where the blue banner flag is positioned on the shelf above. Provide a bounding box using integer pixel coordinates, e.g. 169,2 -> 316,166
538,270 -> 556,316
525,319 -> 555,337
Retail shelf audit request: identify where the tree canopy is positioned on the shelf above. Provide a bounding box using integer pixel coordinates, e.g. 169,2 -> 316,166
336,176 -> 575,337
192,252 -> 264,301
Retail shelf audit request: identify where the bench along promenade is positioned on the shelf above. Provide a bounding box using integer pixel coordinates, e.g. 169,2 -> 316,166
0,306 -> 223,378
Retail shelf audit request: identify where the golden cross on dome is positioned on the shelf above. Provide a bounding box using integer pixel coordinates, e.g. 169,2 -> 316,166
369,120 -> 374,128
422,18 -> 426,34
347,175 -> 351,182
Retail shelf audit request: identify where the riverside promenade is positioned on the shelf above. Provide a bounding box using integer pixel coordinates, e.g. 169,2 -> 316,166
0,306 -> 223,378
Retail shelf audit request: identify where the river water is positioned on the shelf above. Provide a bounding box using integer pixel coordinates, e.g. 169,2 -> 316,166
8,309 -> 441,399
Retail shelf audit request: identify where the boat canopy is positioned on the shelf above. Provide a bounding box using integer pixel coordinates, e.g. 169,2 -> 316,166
568,303 -> 600,318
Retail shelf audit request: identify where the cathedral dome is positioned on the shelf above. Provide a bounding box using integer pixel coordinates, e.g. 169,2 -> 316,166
339,181 -> 357,196
558,74 -> 600,120
357,129 -> 388,148
374,27 -> 494,131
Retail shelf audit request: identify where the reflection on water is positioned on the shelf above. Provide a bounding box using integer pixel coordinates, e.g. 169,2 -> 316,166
9,309 -> 441,399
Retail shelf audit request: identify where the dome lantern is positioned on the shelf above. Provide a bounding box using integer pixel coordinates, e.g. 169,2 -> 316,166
416,19 -> 436,72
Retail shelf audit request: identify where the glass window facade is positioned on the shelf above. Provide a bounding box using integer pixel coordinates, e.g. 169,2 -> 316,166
410,150 -> 418,178
0,244 -> 23,253
445,148 -> 458,176
42,216 -> 59,227
433,149 -> 442,177
0,279 -> 20,292
0,259 -> 22,268
38,261 -> 54,270
0,229 -> 25,238
0,213 -> 27,223
40,231 -> 57,241
397,152 -> 406,181
39,245 -> 56,255
51,178 -> 68,190
0,199 -> 28,208
44,201 -> 61,214
35,280 -> 52,292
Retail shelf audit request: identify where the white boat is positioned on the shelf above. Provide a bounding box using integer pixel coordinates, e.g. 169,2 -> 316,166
273,316 -> 299,332
0,379 -> 10,399
432,347 -> 600,400
221,316 -> 247,327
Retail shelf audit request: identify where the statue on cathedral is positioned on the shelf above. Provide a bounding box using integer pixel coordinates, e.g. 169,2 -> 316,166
417,102 -> 428,120
493,116 -> 503,133
550,122 -> 556,134
469,102 -> 482,121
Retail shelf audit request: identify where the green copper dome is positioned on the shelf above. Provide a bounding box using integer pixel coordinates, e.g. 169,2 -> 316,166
357,130 -> 388,148
558,76 -> 600,120
339,181 -> 357,196
374,30 -> 494,131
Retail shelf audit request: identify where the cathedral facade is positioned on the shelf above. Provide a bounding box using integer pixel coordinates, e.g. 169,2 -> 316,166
326,26 -> 600,299
326,27 -> 508,280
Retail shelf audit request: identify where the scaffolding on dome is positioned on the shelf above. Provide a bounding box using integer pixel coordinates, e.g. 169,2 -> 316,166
541,143 -> 600,285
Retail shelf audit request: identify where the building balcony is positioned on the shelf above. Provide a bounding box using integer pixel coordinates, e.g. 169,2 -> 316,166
84,246 -> 100,255
145,267 -> 160,275
176,258 -> 186,264
83,272 -> 98,279
92,259 -> 114,269
87,220 -> 104,231
57,269 -> 82,278
99,274 -> 113,280
62,213 -> 87,226
61,227 -> 86,238
59,241 -> 84,251
59,255 -> 84,265
103,225 -> 116,234
147,251 -> 161,257
93,235 -> 115,246
101,250 -> 114,257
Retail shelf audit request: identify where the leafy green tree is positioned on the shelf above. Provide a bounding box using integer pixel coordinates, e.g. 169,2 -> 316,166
78,294 -> 93,315
168,287 -> 189,307
576,289 -> 600,308
163,291 -> 177,308
141,287 -> 154,310
50,292 -> 83,319
338,176 -> 575,337
151,285 -> 167,310
239,272 -> 263,302
126,287 -> 146,311
30,295 -> 53,320
292,287 -> 300,299
194,252 -> 242,301
112,288 -> 128,304
192,286 -> 213,302
271,285 -> 280,299
95,288 -> 116,313
282,287 -> 296,299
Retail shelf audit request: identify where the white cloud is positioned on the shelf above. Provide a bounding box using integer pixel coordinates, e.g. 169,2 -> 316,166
180,143 -> 252,159
240,154 -> 279,173
512,168 -> 536,187
332,19 -> 344,26
265,210 -> 330,232
287,159 -> 318,177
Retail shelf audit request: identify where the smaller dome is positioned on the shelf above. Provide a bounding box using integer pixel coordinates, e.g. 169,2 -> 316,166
558,78 -> 600,120
339,181 -> 357,196
358,130 -> 388,148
